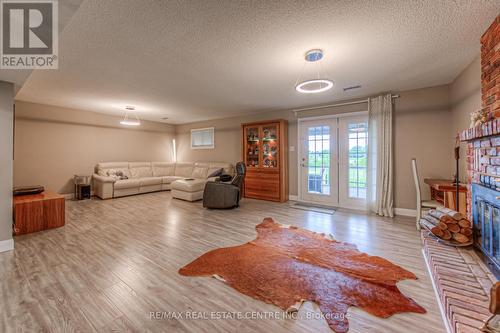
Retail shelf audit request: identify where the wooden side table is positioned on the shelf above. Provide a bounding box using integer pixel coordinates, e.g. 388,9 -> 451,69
13,191 -> 65,235
423,179 -> 467,215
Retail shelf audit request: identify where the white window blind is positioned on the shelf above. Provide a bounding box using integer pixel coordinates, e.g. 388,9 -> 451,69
191,127 -> 214,149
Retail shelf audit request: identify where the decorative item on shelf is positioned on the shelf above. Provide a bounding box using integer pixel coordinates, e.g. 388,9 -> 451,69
470,108 -> 492,128
13,185 -> 44,196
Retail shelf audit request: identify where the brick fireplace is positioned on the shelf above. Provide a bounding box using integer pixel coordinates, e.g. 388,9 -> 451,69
460,16 -> 500,215
460,16 -> 500,258
421,16 -> 500,333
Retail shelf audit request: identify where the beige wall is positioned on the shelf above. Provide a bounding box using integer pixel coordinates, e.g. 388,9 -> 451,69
176,109 -> 299,195
0,81 -> 14,244
14,76 -> 477,210
393,85 -> 453,209
14,102 -> 176,194
176,85 -> 454,209
450,56 -> 482,181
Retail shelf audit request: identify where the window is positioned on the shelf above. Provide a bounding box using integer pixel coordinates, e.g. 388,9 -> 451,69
348,122 -> 368,199
307,126 -> 330,195
191,127 -> 214,149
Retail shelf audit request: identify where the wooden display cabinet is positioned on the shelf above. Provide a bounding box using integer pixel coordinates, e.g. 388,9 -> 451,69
242,119 -> 288,202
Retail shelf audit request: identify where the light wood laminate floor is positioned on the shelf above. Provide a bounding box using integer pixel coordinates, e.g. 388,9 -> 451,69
1,192 -> 445,333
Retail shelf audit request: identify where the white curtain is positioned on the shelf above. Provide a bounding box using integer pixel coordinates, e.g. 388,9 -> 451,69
367,93 -> 394,217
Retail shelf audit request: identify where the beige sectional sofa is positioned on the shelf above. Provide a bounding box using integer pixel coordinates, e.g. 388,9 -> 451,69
93,161 -> 233,199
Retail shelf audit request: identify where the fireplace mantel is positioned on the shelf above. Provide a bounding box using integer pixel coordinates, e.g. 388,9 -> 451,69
460,119 -> 500,142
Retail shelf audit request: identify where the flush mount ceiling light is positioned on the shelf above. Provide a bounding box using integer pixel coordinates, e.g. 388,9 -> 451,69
120,106 -> 141,126
295,49 -> 333,94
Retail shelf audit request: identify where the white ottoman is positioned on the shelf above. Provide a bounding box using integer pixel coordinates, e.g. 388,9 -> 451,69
171,179 -> 206,201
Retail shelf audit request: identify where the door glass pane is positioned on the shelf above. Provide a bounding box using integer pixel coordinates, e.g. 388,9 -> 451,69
493,207 -> 500,263
484,204 -> 491,253
475,200 -> 484,248
262,125 -> 278,168
245,127 -> 259,168
348,122 -> 368,199
307,126 -> 330,195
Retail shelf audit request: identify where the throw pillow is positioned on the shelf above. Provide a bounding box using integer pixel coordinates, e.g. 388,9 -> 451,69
106,169 -> 121,180
207,168 -> 223,178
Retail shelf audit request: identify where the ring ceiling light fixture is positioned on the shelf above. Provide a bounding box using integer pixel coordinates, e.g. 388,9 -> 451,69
120,106 -> 141,126
295,49 -> 333,94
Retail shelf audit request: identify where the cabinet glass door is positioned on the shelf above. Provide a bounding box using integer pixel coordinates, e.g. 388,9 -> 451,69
245,126 -> 260,168
261,124 -> 279,168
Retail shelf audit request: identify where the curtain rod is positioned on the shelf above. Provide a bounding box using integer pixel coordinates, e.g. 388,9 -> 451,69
293,94 -> 400,114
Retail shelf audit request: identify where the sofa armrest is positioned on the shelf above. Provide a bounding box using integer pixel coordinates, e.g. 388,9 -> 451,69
93,174 -> 115,199
93,174 -> 116,183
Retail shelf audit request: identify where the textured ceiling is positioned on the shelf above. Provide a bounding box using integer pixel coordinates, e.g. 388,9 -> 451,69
11,0 -> 500,124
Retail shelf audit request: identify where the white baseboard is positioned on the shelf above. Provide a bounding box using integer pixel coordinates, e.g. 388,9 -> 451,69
394,208 -> 417,217
0,238 -> 14,253
288,197 -> 416,217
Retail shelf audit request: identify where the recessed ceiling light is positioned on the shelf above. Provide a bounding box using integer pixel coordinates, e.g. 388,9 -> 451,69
295,49 -> 333,94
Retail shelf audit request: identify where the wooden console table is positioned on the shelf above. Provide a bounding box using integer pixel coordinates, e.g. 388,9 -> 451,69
13,191 -> 65,235
424,179 -> 467,215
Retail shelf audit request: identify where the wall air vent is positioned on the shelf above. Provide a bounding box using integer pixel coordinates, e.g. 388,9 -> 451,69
343,85 -> 361,91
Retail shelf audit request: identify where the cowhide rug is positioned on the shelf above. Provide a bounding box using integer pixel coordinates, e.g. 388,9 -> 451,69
179,218 -> 425,332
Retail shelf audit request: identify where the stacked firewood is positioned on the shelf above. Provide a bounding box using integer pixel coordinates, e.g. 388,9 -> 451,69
420,207 -> 472,244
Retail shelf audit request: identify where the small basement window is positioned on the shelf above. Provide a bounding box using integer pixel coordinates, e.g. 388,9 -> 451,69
191,127 -> 214,149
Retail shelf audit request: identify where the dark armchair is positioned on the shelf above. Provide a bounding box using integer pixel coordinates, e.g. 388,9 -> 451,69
203,162 -> 246,209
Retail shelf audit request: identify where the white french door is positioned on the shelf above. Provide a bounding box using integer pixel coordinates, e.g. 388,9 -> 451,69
299,114 -> 368,210
299,118 -> 338,205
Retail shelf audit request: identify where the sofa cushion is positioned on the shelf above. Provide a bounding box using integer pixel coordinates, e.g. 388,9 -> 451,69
96,162 -> 131,179
192,163 -> 209,179
114,179 -> 141,189
174,162 -> 194,177
161,176 -> 184,184
139,177 -> 162,186
207,168 -> 223,178
129,162 -> 153,178
152,162 -> 176,177
208,162 -> 233,176
106,169 -> 129,180
171,179 -> 206,192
